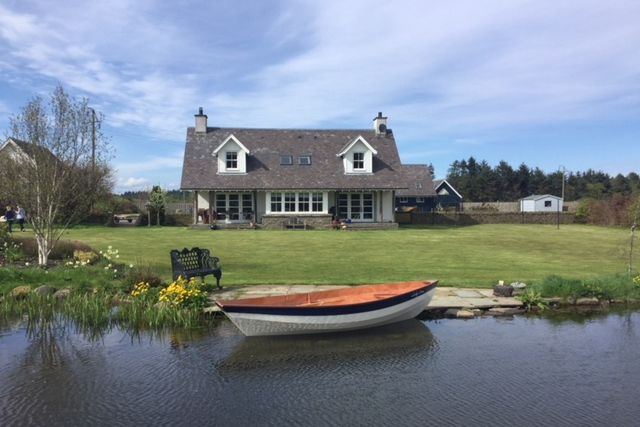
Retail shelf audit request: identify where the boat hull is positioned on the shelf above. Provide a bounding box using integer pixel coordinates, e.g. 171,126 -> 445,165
220,284 -> 437,337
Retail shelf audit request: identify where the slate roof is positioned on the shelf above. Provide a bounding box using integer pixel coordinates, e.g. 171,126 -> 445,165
181,127 -> 407,191
395,164 -> 436,197
1,137 -> 58,162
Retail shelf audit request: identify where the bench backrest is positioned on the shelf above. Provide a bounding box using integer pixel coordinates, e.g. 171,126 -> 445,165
170,247 -> 211,272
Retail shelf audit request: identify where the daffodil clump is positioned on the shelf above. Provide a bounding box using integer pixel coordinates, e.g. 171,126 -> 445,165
74,250 -> 99,265
633,275 -> 640,288
99,246 -> 123,277
131,282 -> 150,298
158,276 -> 207,308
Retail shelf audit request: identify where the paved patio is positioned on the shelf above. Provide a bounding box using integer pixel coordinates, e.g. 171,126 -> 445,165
205,285 -> 522,313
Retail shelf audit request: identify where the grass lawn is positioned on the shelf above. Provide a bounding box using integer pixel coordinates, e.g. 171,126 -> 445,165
59,224 -> 638,288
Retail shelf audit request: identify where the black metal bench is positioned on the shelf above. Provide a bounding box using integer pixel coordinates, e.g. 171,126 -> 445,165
170,247 -> 222,289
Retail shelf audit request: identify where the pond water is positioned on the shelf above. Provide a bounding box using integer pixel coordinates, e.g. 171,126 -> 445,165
1,310 -> 639,426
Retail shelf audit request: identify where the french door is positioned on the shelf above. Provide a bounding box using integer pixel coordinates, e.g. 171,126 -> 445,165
337,193 -> 373,221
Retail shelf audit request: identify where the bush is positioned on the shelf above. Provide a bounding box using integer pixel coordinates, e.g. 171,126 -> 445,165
74,250 -> 99,265
124,264 -> 164,289
13,236 -> 95,260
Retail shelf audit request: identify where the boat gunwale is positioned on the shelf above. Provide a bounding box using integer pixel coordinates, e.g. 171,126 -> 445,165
215,280 -> 438,312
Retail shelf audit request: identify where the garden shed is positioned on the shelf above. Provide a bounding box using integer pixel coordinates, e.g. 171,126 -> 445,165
520,194 -> 563,212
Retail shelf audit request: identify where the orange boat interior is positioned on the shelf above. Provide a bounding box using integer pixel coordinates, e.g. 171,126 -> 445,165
217,280 -> 437,309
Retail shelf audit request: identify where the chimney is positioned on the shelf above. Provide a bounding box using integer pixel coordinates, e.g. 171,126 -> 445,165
195,107 -> 208,133
373,112 -> 388,135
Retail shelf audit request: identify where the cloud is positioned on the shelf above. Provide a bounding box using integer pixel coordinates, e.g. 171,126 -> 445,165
120,177 -> 150,188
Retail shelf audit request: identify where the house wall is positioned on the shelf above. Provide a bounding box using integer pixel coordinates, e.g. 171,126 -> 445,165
521,198 -> 562,212
197,192 -> 210,210
381,191 -> 394,221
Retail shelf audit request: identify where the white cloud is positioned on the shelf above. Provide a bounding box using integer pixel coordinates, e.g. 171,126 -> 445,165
121,177 -> 150,188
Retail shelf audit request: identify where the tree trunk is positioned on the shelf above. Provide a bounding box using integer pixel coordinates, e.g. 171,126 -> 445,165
36,235 -> 49,266
156,211 -> 160,226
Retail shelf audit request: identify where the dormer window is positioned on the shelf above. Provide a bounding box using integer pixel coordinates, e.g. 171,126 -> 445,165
353,152 -> 364,170
213,134 -> 250,174
226,152 -> 238,169
337,135 -> 377,174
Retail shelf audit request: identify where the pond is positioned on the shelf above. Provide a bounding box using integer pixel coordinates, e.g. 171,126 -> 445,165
1,310 -> 639,426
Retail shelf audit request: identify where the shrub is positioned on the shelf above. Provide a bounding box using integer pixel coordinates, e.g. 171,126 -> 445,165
124,264 -> 163,289
13,236 -> 95,260
517,290 -> 548,311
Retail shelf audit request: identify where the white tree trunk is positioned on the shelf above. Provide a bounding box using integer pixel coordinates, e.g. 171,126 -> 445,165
36,234 -> 50,266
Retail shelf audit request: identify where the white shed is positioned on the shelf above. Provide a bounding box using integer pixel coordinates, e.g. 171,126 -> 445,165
520,195 -> 563,212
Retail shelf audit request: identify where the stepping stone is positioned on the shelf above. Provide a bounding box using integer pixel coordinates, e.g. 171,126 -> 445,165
454,290 -> 484,298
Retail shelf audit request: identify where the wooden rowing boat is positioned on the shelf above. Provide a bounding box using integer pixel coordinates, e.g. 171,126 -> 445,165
215,280 -> 438,336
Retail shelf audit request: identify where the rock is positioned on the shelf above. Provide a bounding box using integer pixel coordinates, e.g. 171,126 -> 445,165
34,285 -> 57,296
444,308 -> 460,318
576,297 -> 600,306
53,289 -> 71,300
9,286 -> 31,299
493,285 -> 514,297
456,309 -> 475,319
486,307 -> 526,316
510,282 -> 527,289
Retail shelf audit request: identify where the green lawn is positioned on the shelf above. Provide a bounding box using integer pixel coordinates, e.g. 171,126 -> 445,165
60,224 -> 638,288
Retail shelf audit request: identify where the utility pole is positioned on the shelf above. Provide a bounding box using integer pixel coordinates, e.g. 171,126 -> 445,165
558,165 -> 566,230
90,107 -> 96,172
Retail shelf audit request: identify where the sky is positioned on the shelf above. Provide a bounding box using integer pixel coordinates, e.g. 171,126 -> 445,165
0,0 -> 639,193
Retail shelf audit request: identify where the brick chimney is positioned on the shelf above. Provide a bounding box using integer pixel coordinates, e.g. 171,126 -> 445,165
195,107 -> 207,133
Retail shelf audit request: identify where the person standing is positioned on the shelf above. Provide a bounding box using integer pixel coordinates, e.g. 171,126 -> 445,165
16,205 -> 26,232
4,206 -> 15,233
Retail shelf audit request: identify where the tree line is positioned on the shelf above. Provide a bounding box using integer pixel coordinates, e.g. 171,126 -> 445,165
446,157 -> 640,202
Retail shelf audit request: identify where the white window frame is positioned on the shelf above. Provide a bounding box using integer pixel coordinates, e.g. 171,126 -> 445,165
416,197 -> 425,203
353,152 -> 365,170
299,155 -> 312,165
266,191 -> 328,214
226,151 -> 238,170
399,197 -> 409,203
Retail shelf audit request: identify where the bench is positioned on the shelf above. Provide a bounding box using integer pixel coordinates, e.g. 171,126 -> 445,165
283,217 -> 307,230
170,247 -> 222,289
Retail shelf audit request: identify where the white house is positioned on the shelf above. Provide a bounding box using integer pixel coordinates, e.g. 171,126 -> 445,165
520,194 -> 563,212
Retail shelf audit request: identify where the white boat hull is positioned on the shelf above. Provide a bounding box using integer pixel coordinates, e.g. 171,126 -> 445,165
224,287 -> 436,336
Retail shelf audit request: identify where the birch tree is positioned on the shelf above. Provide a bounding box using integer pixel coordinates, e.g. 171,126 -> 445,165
0,86 -> 112,265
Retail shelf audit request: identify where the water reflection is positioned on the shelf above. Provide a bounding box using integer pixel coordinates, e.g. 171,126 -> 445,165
217,319 -> 438,371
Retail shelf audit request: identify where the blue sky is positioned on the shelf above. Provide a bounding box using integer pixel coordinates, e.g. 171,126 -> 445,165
1,0 -> 639,193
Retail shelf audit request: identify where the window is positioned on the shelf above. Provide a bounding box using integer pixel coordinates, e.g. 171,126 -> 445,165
544,200 -> 552,207
226,151 -> 238,169
271,193 -> 282,212
216,193 -> 253,220
280,155 -> 293,165
298,155 -> 311,165
298,193 -> 310,212
399,197 -> 408,203
269,192 -> 325,213
416,197 -> 424,203
312,192 -> 323,212
284,192 -> 296,212
353,152 -> 364,169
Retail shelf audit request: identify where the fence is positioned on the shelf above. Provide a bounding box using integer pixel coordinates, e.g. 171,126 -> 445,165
461,201 -> 579,213
396,211 -> 576,226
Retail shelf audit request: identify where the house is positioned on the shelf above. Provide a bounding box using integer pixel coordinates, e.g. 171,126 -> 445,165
395,167 -> 463,212
520,194 -> 563,212
180,110 -> 406,228
432,179 -> 463,211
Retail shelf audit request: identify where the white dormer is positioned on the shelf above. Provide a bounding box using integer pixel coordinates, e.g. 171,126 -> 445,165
213,134 -> 250,174
336,135 -> 377,174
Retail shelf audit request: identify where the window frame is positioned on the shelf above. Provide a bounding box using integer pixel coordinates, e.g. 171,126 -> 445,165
280,155 -> 293,165
226,151 -> 238,169
298,155 -> 312,165
353,152 -> 365,170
